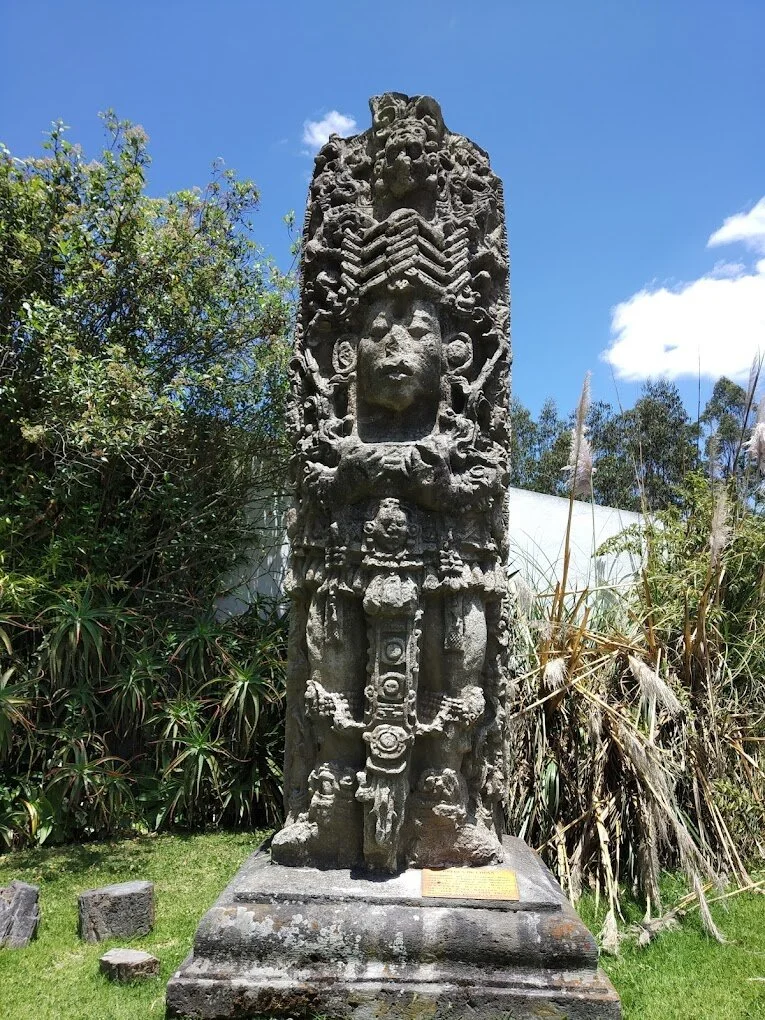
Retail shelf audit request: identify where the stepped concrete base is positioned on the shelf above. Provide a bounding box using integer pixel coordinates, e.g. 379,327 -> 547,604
166,836 -> 620,1019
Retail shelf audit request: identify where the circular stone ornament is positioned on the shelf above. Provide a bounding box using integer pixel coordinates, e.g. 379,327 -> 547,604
383,638 -> 405,663
368,724 -> 409,762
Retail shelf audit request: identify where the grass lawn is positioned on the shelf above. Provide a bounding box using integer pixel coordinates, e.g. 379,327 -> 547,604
580,890 -> 765,1020
0,831 -> 266,1020
1,832 -> 764,1019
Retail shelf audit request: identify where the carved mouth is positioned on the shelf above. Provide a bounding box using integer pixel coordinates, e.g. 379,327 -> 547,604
382,365 -> 413,381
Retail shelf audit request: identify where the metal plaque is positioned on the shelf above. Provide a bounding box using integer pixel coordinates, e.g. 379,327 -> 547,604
421,868 -> 519,901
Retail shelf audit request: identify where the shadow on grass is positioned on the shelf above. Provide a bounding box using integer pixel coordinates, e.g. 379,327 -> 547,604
0,828 -> 270,882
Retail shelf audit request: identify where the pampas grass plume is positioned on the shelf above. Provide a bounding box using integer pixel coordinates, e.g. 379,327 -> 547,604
709,487 -> 732,567
563,371 -> 595,497
543,657 -> 568,692
745,395 -> 765,474
628,654 -> 683,717
693,873 -> 728,944
564,433 -> 594,498
746,353 -> 763,410
599,907 -> 621,956
575,370 -> 591,436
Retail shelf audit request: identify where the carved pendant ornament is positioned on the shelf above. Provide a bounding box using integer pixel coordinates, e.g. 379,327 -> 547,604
272,94 -> 513,874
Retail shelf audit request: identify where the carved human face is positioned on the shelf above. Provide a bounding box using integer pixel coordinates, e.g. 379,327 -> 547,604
373,498 -> 409,552
383,122 -> 436,197
372,96 -> 444,200
357,298 -> 442,414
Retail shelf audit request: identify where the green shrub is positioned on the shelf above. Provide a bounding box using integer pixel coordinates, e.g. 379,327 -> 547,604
0,116 -> 292,846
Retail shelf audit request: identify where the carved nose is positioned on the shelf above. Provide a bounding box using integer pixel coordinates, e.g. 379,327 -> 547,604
385,325 -> 407,355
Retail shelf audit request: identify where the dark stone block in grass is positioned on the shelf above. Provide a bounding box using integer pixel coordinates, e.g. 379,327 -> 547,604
78,880 -> 154,942
100,947 -> 160,981
0,880 -> 40,948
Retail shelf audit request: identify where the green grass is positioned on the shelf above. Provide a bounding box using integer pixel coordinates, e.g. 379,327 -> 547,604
1,833 -> 765,1019
0,831 -> 266,1020
580,885 -> 765,1020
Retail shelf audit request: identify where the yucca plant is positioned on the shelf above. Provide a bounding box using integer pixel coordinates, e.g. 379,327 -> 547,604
0,783 -> 33,850
170,614 -> 227,687
0,667 -> 34,758
45,734 -> 136,840
38,582 -> 133,689
100,648 -> 162,737
160,718 -> 230,828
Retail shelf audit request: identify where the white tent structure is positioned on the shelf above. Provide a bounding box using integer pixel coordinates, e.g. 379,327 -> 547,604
507,487 -> 643,595
216,487 -> 643,618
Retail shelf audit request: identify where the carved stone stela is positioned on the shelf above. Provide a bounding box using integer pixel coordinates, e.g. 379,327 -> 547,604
166,95 -> 622,1020
273,92 -> 512,875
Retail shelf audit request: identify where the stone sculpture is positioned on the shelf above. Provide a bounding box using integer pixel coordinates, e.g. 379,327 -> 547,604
166,94 -> 621,1020
272,92 -> 512,875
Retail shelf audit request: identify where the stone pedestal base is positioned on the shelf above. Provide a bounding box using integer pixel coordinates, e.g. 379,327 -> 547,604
166,836 -> 620,1019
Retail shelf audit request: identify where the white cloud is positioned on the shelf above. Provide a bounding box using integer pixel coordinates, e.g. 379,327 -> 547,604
302,111 -> 357,152
708,197 -> 765,253
707,259 -> 747,279
603,197 -> 765,382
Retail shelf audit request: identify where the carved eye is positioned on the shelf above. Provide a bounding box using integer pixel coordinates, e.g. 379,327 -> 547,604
447,335 -> 472,370
409,324 -> 431,340
384,639 -> 405,664
376,105 -> 397,128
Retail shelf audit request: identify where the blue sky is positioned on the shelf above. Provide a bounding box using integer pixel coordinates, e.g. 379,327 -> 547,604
3,0 -> 764,420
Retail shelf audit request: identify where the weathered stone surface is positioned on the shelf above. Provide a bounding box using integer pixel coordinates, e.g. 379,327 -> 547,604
100,947 -> 160,982
274,91 -> 515,876
166,94 -> 621,1019
166,837 -> 620,1019
78,880 -> 154,943
0,880 -> 40,948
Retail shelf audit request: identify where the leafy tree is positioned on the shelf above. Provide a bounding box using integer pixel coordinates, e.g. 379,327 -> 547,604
511,381 -> 699,511
586,399 -> 635,509
510,397 -> 569,496
509,397 -> 537,489
533,398 -> 570,496
700,376 -> 748,478
0,116 -> 292,845
623,380 -> 699,510
1,115 -> 292,600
